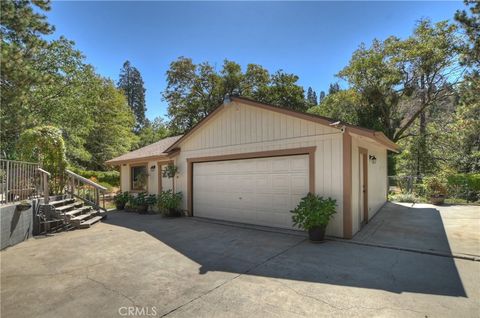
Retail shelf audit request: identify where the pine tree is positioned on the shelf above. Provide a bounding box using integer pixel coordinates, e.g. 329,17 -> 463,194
328,83 -> 341,95
306,87 -> 318,106
319,91 -> 326,103
117,61 -> 147,132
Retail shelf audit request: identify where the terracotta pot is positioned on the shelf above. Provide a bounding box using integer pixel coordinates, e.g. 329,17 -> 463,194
136,205 -> 149,214
430,195 -> 445,205
115,202 -> 126,210
308,226 -> 326,242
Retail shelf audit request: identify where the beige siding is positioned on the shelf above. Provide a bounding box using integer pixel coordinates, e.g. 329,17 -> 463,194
120,162 -> 159,195
175,101 -> 345,237
351,135 -> 388,235
120,165 -> 130,192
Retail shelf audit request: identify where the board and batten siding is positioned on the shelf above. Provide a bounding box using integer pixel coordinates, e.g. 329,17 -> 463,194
175,101 -> 345,237
351,135 -> 388,235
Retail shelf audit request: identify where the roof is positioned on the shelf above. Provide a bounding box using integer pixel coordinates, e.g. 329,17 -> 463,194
106,135 -> 183,165
166,96 -> 399,152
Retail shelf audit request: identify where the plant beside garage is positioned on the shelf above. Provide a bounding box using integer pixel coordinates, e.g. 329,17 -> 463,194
157,190 -> 183,217
291,193 -> 337,242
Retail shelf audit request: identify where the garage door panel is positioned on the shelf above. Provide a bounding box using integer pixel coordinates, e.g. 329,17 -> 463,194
193,154 -> 309,229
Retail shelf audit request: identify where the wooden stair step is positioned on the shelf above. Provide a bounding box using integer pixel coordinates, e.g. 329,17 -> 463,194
70,212 -> 94,222
50,198 -> 75,207
56,202 -> 83,212
65,206 -> 91,217
78,216 -> 103,229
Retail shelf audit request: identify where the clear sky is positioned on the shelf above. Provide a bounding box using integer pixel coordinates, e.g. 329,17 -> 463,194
45,1 -> 464,120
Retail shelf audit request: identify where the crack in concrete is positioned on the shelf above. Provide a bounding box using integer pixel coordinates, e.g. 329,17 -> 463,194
85,270 -> 139,308
160,238 -> 307,317
275,280 -> 428,315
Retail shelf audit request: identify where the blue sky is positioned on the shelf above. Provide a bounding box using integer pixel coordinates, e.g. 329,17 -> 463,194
45,1 -> 464,120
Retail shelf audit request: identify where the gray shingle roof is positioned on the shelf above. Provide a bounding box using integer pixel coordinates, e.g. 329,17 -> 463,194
106,135 -> 183,164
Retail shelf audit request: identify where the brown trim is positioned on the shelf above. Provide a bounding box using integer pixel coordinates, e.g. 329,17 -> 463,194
343,130 -> 352,239
107,155 -> 172,166
186,147 -> 316,217
165,96 -> 398,153
359,147 -> 369,225
130,163 -> 148,192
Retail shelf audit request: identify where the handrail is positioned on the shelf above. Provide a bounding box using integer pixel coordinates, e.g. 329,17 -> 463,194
65,169 -> 107,212
66,170 -> 107,191
37,168 -> 51,177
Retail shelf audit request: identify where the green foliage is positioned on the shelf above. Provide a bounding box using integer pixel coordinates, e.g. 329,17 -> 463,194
306,87 -> 318,106
423,176 -> 448,197
1,2 -> 136,169
290,193 -> 337,230
69,167 -> 120,187
164,57 -> 307,134
455,0 -> 480,68
447,173 -> 480,202
308,89 -> 362,125
128,192 -> 157,213
114,191 -> 131,207
157,190 -> 183,217
134,117 -> 170,149
17,126 -> 67,194
117,60 -> 147,132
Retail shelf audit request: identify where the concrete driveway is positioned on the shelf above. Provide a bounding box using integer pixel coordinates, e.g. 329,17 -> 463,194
1,209 -> 479,318
353,202 -> 480,258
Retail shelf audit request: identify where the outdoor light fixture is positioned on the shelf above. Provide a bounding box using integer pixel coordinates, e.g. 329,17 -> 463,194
369,155 -> 377,164
150,165 -> 156,171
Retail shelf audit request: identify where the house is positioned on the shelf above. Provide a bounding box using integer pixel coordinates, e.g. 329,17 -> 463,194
106,97 -> 398,238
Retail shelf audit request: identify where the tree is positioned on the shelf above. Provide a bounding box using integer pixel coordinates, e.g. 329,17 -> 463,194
1,0 -> 55,156
319,91 -> 326,103
308,90 -> 362,126
135,117 -> 170,149
17,126 -> 67,193
164,57 -> 308,134
328,83 -> 341,95
455,0 -> 480,69
306,87 -> 318,106
338,20 -> 462,143
84,79 -> 137,170
117,61 -> 147,132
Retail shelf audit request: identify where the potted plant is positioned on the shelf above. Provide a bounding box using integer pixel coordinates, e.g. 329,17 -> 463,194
146,194 -> 157,213
132,192 -> 149,214
291,193 -> 337,242
113,191 -> 130,210
424,176 -> 447,205
162,164 -> 179,193
157,190 -> 183,217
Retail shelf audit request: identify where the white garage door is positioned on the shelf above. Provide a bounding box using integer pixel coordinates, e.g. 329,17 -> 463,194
193,155 -> 309,229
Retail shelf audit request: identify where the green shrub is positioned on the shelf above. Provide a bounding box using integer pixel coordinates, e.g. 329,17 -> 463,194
290,193 -> 337,230
423,176 -> 447,197
447,173 -> 480,202
157,190 -> 183,217
69,167 -> 120,187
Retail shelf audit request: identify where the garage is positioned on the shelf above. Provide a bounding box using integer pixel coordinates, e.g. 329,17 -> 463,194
110,96 -> 398,238
192,155 -> 309,228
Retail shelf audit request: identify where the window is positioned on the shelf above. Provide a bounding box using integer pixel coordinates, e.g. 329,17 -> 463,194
131,165 -> 148,191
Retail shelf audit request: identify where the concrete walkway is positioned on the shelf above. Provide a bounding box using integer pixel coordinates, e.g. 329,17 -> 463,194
353,202 -> 480,258
1,211 -> 479,317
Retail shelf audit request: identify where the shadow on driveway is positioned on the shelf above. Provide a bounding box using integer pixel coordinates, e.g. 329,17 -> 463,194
105,210 -> 468,297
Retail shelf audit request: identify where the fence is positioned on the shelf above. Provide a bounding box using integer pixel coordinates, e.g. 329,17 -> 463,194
0,159 -> 49,205
388,175 -> 425,194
